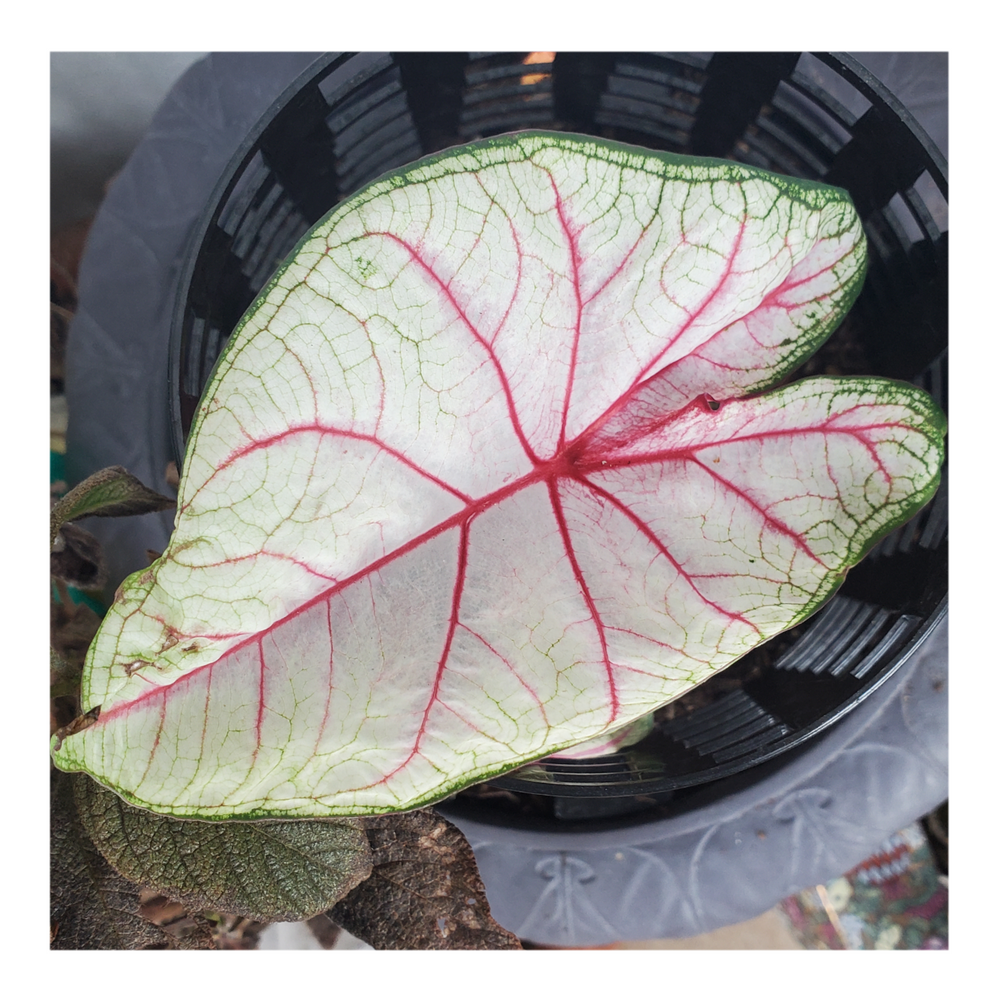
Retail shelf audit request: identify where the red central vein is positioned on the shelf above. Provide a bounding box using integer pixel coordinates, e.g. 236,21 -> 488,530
580,475 -> 763,636
549,176 -> 584,449
99,459 -> 621,732
101,405 -> 910,725
582,419 -> 916,476
547,477 -> 620,720
98,474 -> 540,725
372,230 -> 541,465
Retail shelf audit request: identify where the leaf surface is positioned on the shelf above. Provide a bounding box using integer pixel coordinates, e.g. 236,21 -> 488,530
73,774 -> 371,922
50,771 -> 206,950
51,132 -> 944,817
50,465 -> 175,550
329,810 -> 521,949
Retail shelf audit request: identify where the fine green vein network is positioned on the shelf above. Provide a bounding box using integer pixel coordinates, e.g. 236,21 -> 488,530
51,132 -> 945,819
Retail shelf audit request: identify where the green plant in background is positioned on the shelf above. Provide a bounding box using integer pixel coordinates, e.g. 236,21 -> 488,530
50,132 -> 944,948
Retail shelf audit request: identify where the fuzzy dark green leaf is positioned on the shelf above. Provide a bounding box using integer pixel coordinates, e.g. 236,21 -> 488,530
329,809 -> 521,950
50,771 -> 192,950
74,775 -> 372,922
50,465 -> 175,549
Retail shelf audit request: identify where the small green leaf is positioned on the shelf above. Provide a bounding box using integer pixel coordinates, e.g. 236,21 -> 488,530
73,774 -> 372,922
329,809 -> 521,949
50,465 -> 175,550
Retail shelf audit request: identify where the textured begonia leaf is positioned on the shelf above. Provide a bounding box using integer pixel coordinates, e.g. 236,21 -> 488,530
73,774 -> 371,921
50,771 -> 206,950
329,810 -> 522,950
52,132 -> 945,818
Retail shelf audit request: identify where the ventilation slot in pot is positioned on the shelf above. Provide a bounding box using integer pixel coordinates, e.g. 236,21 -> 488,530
910,170 -> 949,241
773,595 -> 920,679
180,316 -> 225,402
459,52 -> 555,139
791,52 -> 873,125
661,689 -> 792,762
324,56 -> 422,198
594,53 -> 709,149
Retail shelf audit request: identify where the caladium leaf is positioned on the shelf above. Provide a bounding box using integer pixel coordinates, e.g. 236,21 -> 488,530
51,132 -> 944,819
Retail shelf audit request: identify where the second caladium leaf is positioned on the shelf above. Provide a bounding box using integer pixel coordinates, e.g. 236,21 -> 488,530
52,132 -> 944,818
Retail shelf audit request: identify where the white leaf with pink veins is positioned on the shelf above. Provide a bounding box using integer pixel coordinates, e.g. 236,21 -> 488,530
53,132 -> 944,818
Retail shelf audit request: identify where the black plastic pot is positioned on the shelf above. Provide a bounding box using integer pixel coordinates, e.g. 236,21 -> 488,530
66,52 -> 947,944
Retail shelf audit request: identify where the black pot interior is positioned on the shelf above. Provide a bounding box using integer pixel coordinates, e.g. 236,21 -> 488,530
168,52 -> 947,820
